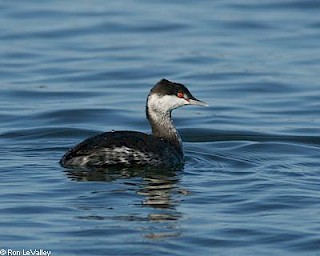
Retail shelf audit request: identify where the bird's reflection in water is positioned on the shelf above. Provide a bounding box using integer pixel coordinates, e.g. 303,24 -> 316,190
65,166 -> 186,239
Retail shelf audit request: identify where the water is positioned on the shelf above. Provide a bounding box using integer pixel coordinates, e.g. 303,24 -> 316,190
1,0 -> 320,255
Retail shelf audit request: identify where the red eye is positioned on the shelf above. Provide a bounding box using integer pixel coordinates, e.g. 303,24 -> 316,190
177,92 -> 184,98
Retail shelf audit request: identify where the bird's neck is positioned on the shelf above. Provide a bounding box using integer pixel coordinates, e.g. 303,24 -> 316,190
146,104 -> 183,152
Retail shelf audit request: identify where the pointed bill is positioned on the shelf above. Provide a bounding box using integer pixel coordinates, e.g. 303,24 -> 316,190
188,98 -> 208,107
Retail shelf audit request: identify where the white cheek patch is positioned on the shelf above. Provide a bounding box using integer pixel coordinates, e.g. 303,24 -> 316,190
148,94 -> 187,113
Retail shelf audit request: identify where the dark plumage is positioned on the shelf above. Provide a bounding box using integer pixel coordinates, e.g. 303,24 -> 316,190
60,131 -> 183,169
150,79 -> 195,97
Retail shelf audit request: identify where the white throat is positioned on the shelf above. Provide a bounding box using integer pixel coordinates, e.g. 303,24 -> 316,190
146,94 -> 184,150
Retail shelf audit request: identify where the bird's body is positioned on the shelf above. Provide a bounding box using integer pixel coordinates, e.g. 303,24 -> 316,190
60,131 -> 183,169
60,79 -> 207,169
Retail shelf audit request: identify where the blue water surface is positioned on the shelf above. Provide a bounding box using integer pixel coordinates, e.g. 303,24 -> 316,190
1,1 -> 320,255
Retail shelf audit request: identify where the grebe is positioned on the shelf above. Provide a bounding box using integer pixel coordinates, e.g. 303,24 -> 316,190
60,79 -> 207,169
